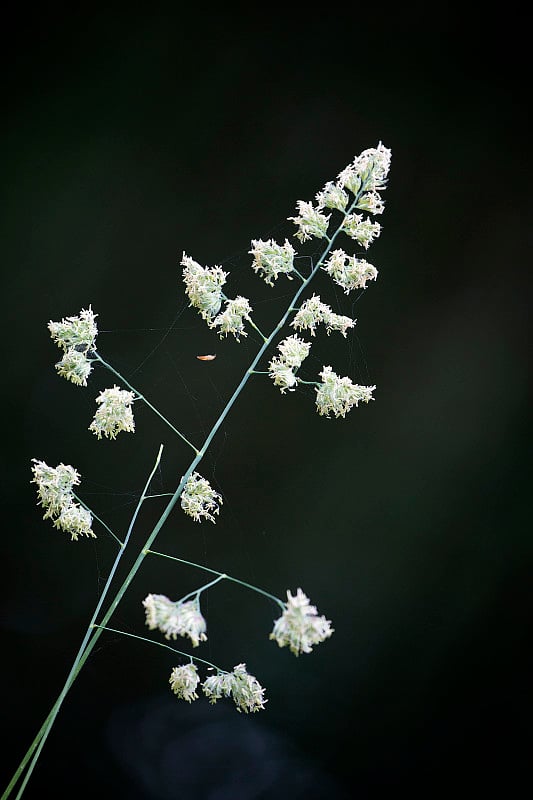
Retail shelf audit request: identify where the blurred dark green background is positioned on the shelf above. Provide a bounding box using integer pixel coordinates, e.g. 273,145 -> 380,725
2,8 -> 530,799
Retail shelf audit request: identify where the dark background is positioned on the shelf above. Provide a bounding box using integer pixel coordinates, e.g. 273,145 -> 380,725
2,8 -> 531,799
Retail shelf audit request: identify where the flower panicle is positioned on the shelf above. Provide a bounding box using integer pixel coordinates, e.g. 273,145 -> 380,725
316,365 -> 375,419
268,334 -> 311,394
169,663 -> 200,702
201,663 -> 267,713
143,593 -> 208,647
180,471 -> 223,523
48,306 -> 98,386
249,238 -> 296,286
48,306 -> 98,354
30,459 -> 95,541
270,588 -> 334,656
181,253 -> 228,322
323,249 -> 378,294
210,296 -> 252,341
89,385 -> 135,440
291,294 -> 355,338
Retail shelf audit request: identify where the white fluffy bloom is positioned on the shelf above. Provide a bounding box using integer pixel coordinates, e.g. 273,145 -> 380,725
337,142 -> 391,194
276,335 -> 311,368
291,295 -> 356,338
31,459 -> 95,540
48,306 -> 98,354
54,348 -> 93,386
210,296 -> 252,341
89,385 -> 135,440
31,460 -> 80,520
181,253 -> 228,322
53,503 -> 95,541
342,214 -> 382,249
288,201 -> 330,243
249,238 -> 296,286
315,181 -> 349,212
323,249 -> 378,294
267,359 -> 299,393
315,366 -> 375,418
355,191 -> 385,215
268,335 -> 311,394
270,588 -> 334,656
143,594 -> 208,647
180,471 -> 223,523
169,664 -> 200,702
202,663 -> 267,713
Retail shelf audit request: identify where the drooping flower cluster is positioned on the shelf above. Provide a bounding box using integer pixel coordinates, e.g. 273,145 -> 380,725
288,201 -> 331,243
89,385 -> 136,440
291,295 -> 355,338
337,141 -> 392,196
180,471 -> 223,523
48,306 -> 98,386
181,253 -> 228,322
143,593 -> 208,647
211,296 -> 252,341
315,366 -> 375,418
323,250 -> 378,294
315,181 -> 349,212
268,334 -> 311,393
31,459 -> 95,541
202,663 -> 267,713
270,588 -> 334,656
342,214 -> 382,249
181,253 -> 253,341
169,663 -> 201,702
249,238 -> 296,285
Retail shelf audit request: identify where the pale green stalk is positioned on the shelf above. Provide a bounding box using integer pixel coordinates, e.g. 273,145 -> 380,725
94,353 -> 199,454
145,549 -> 285,609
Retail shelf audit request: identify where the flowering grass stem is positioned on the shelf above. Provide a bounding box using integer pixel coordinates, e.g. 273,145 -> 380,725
6,166 -> 376,799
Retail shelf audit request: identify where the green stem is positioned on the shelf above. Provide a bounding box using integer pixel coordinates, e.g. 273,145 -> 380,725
3,445 -> 164,800
179,574 -> 226,604
94,353 -> 199,454
73,493 -> 123,546
146,549 -> 285,608
92,625 -> 228,672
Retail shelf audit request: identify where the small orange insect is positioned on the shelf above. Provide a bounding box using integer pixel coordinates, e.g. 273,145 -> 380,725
196,354 -> 217,361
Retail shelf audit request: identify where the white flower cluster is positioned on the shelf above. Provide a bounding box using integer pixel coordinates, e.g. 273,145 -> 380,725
202,663 -> 267,713
181,253 -> 227,322
48,306 -> 98,386
211,296 -> 252,341
323,249 -> 378,294
89,385 -> 135,440
270,588 -> 333,656
315,181 -> 349,212
180,471 -> 223,523
143,594 -> 208,647
31,459 -> 95,541
291,294 -> 355,338
342,214 -> 382,249
249,238 -> 296,286
169,663 -> 200,702
288,201 -> 331,243
169,662 -> 266,713
337,141 -> 392,196
268,334 -> 311,393
181,253 -> 253,340
315,366 -> 375,418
